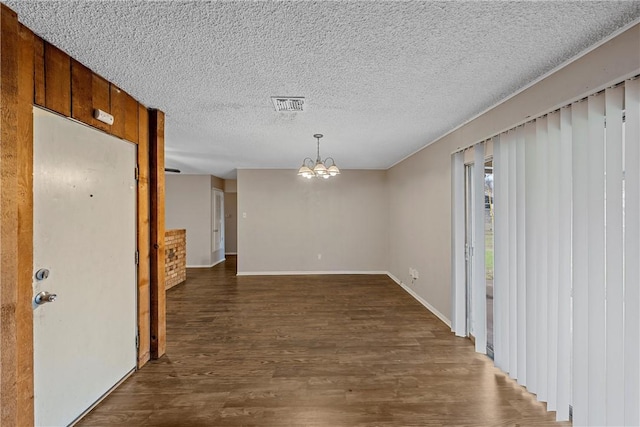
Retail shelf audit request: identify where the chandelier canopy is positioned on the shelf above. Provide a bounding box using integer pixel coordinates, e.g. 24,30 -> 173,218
297,134 -> 340,179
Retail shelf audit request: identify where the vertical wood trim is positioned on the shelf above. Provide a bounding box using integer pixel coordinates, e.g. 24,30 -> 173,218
110,84 -> 125,139
16,23 -> 35,427
149,109 -> 166,359
70,59 -> 93,125
91,73 -> 110,132
137,105 -> 151,367
0,5 -> 23,425
0,7 -> 19,424
124,93 -> 139,144
43,42 -> 71,116
33,36 -> 44,106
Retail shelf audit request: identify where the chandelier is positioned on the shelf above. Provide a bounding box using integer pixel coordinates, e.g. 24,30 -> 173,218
297,134 -> 340,179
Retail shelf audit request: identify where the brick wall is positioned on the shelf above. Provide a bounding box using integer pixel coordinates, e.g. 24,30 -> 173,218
165,229 -> 186,290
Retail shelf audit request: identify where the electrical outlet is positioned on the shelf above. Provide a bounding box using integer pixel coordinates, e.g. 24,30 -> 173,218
317,253 -> 322,260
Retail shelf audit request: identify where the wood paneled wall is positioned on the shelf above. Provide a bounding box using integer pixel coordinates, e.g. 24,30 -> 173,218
0,3 -> 166,424
42,42 -> 70,116
34,38 -> 140,143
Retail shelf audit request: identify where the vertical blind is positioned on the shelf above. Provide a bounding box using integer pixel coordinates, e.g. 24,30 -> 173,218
451,77 -> 640,425
451,151 -> 466,337
473,143 -> 487,354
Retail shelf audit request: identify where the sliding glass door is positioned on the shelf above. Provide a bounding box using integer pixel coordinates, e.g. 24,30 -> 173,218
484,159 -> 494,359
464,157 -> 495,358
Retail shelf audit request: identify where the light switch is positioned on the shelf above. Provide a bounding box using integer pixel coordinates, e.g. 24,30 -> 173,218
242,212 -> 247,218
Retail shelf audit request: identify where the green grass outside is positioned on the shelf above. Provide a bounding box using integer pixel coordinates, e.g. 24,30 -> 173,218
485,230 -> 494,280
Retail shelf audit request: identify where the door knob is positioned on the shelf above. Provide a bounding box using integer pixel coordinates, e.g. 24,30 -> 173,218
35,291 -> 57,305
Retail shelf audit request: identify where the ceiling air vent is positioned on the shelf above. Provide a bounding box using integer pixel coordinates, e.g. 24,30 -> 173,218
271,97 -> 305,112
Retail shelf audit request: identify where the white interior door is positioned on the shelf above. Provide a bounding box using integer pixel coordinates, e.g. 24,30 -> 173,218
212,189 -> 224,254
33,107 -> 137,426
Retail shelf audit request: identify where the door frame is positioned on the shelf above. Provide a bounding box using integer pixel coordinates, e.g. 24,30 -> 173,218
212,188 -> 225,255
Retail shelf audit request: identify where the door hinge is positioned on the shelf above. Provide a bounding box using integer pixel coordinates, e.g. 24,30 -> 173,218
135,250 -> 139,265
134,165 -> 139,181
136,331 -> 139,349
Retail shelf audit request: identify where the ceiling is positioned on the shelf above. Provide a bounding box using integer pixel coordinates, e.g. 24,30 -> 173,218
6,1 -> 640,179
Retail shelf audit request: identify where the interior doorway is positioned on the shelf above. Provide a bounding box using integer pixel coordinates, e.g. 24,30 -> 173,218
212,188 -> 225,257
223,192 -> 238,255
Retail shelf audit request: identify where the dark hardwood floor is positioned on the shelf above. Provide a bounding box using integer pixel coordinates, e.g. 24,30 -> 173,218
79,256 -> 569,426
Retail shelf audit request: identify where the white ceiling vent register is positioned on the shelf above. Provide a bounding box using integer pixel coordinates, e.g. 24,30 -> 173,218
271,97 -> 305,112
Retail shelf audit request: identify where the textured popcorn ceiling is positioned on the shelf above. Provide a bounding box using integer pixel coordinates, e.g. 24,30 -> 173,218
6,1 -> 640,178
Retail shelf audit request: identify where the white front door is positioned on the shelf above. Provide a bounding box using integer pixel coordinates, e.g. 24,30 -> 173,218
32,108 -> 137,426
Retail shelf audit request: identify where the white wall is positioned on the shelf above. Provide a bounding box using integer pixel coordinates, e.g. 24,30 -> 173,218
165,174 -> 212,266
387,23 -> 640,322
237,169 -> 388,274
165,174 -> 226,267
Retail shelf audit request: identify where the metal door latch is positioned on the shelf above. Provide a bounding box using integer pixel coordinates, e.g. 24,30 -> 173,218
34,291 -> 57,305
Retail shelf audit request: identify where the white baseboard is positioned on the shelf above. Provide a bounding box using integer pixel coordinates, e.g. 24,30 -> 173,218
386,272 -> 452,328
236,270 -> 388,276
225,252 -> 237,255
187,258 -> 225,268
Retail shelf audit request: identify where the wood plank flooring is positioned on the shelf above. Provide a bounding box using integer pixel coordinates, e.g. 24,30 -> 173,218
79,256 -> 570,426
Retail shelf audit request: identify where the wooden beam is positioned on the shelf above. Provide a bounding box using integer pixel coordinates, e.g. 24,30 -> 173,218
0,6 -> 19,424
137,105 -> 151,367
0,5 -> 34,426
16,23 -> 35,427
149,109 -> 166,359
